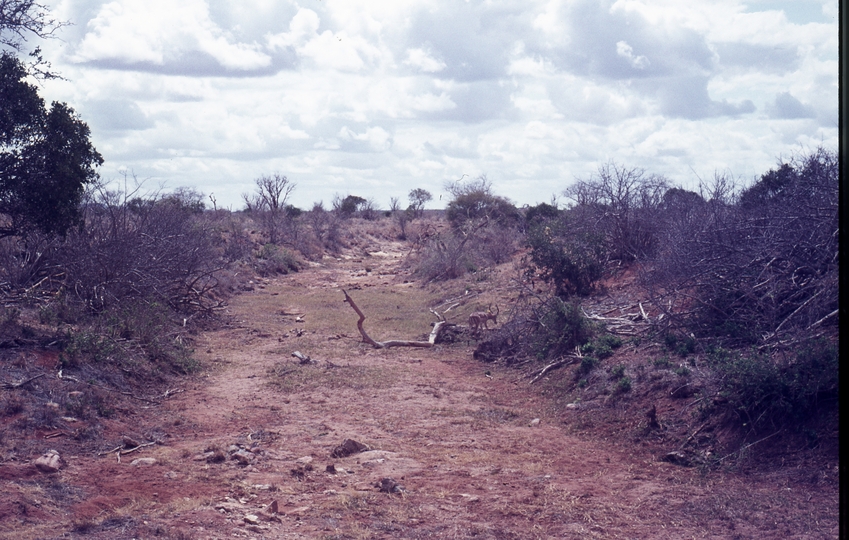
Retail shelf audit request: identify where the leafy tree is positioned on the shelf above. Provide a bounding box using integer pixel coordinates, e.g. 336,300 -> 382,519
0,52 -> 102,238
444,175 -> 519,228
738,163 -> 796,209
1,0 -> 67,79
337,194 -> 366,217
0,0 -> 64,51
408,188 -> 432,218
524,202 -> 560,225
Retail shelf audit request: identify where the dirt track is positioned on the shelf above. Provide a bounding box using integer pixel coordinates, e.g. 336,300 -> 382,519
1,249 -> 838,539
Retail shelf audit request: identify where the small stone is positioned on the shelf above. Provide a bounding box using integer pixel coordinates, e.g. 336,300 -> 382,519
206,449 -> 226,463
243,514 -> 260,525
376,477 -> 404,493
131,457 -> 157,466
326,464 -> 337,474
68,391 -> 84,398
287,506 -> 309,516
660,451 -> 691,467
231,450 -> 252,466
296,455 -> 313,465
34,450 -> 62,473
265,500 -> 279,514
123,436 -> 141,448
46,402 -> 60,410
331,439 -> 370,458
529,418 -> 541,426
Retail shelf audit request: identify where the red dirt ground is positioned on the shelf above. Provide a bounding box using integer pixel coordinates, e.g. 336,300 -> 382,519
0,242 -> 839,539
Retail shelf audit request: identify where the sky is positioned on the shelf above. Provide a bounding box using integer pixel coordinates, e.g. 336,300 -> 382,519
27,0 -> 839,210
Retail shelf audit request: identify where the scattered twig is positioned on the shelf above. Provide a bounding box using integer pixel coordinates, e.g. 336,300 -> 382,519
120,440 -> 158,455
681,422 -> 709,449
58,367 -> 181,404
57,369 -> 80,383
2,373 -> 46,389
717,430 -> 783,463
99,440 -> 158,458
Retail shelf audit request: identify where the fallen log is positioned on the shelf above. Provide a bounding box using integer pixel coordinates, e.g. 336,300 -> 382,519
342,289 -> 450,349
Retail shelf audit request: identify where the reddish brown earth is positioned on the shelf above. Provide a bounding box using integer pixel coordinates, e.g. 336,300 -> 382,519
0,243 -> 839,539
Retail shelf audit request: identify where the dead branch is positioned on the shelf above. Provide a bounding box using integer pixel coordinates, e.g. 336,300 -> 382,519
98,440 -> 158,457
680,421 -> 710,449
529,357 -> 579,384
342,289 -> 450,349
2,373 -> 46,389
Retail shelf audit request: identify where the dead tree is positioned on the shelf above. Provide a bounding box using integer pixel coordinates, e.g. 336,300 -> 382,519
342,289 -> 451,348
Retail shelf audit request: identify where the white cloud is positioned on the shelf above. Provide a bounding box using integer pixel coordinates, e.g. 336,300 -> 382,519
616,41 -> 650,69
266,8 -> 320,50
404,47 -> 446,73
35,0 -> 837,209
71,0 -> 271,70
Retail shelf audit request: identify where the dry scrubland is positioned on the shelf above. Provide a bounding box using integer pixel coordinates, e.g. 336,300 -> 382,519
0,152 -> 840,539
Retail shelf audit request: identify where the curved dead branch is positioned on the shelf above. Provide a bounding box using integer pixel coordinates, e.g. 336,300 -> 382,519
342,289 -> 449,349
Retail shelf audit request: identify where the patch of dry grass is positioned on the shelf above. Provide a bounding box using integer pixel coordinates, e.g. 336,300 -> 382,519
268,363 -> 399,393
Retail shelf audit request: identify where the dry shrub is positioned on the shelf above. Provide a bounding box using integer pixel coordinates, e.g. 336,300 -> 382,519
413,222 -> 520,283
253,244 -> 301,276
305,202 -> 345,255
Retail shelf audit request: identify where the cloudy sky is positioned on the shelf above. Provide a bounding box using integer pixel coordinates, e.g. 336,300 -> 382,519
32,0 -> 838,210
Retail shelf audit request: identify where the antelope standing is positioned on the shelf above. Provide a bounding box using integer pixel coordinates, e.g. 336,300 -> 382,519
469,304 -> 499,335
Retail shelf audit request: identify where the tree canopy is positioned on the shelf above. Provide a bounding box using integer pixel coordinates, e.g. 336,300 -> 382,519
0,52 -> 102,238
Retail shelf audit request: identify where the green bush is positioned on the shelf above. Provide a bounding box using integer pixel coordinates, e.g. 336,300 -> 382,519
609,364 -> 626,379
473,296 -> 597,364
708,339 -> 838,429
578,355 -> 598,376
653,356 -> 672,368
674,365 -> 691,377
581,333 -> 623,359
525,221 -> 607,297
61,331 -> 117,366
664,333 -> 696,356
531,298 -> 596,360
59,301 -> 199,374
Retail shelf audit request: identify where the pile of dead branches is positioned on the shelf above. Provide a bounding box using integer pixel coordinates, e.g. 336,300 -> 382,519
645,148 -> 838,348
